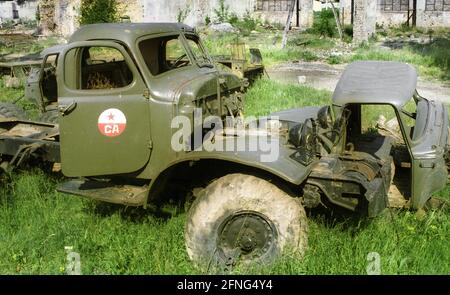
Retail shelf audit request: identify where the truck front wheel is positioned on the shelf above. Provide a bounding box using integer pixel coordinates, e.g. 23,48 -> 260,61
185,173 -> 308,270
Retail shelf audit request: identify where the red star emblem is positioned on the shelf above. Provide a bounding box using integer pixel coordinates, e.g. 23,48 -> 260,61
107,113 -> 115,121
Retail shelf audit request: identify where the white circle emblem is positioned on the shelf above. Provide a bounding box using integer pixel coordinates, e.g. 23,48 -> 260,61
97,108 -> 127,137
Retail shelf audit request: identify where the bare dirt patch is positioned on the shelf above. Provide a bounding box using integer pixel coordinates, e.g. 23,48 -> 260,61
267,61 -> 450,104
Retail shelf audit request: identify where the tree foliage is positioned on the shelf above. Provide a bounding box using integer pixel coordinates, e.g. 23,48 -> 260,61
80,0 -> 119,25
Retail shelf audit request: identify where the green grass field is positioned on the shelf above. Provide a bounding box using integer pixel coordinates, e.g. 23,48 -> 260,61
0,78 -> 448,274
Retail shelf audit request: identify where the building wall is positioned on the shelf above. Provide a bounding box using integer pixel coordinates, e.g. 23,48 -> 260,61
53,0 -> 80,37
353,0 -> 377,42
137,0 -> 314,28
0,0 -> 38,20
139,0 -> 254,25
254,0 -> 314,28
341,0 -> 450,27
416,0 -> 450,27
117,0 -> 144,22
366,0 -> 377,34
340,0 -> 353,25
39,0 -> 56,35
375,11 -> 408,27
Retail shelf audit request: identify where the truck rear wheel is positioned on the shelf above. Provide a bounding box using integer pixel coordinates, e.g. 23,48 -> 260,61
185,173 -> 308,270
0,102 -> 28,120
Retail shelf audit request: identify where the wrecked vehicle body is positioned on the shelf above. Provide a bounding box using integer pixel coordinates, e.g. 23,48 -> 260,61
274,61 -> 448,216
0,23 -> 448,269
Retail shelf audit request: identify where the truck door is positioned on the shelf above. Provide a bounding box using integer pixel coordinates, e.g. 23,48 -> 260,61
57,41 -> 151,177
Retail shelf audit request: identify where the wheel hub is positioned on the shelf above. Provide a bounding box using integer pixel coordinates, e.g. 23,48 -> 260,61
218,211 -> 277,262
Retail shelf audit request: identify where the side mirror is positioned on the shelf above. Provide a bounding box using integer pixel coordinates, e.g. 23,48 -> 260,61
317,106 -> 333,129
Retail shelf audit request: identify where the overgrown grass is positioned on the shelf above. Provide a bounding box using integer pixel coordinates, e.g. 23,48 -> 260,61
202,32 -> 321,66
0,169 -> 196,274
0,79 -> 448,274
0,79 -> 39,119
288,34 -> 337,50
202,25 -> 450,83
0,159 -> 448,274
348,43 -> 450,82
0,36 -> 59,57
245,78 -> 331,116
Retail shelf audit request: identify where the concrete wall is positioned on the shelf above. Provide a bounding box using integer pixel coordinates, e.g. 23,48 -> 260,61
140,0 -> 254,26
353,0 -> 377,43
117,0 -> 144,22
416,0 -> 450,27
366,0 -> 376,34
375,10 -> 408,27
54,0 -> 80,37
340,0 -> 353,25
0,0 -> 38,21
417,11 -> 450,27
138,0 -> 314,28
24,0 -> 315,36
39,0 -> 56,35
342,0 -> 450,28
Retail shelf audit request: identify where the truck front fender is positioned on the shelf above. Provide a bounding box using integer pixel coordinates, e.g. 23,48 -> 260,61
148,134 -> 311,197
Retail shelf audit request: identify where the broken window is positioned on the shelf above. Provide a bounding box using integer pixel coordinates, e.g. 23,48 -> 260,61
165,38 -> 191,69
139,35 -> 190,76
425,0 -> 450,11
185,35 -> 211,65
255,0 -> 294,11
64,46 -> 133,90
380,0 -> 409,12
139,34 -> 210,76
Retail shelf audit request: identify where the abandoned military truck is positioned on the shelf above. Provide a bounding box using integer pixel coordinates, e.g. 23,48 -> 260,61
0,23 -> 448,269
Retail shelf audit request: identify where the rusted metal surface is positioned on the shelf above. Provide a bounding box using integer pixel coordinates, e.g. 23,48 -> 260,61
0,119 -> 60,165
213,42 -> 265,83
0,59 -> 42,79
57,179 -> 148,206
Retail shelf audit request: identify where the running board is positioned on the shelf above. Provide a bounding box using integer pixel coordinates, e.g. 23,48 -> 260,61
57,179 -> 148,206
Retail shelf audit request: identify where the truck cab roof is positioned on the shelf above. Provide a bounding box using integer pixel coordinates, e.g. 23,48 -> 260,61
332,61 -> 418,108
69,23 -> 195,46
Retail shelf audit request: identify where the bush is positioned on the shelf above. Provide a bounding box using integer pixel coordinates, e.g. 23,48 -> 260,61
80,0 -> 119,25
227,13 -> 239,25
326,55 -> 343,64
234,12 -> 257,36
343,24 -> 353,37
312,9 -> 336,38
204,16 -> 211,25
213,0 -> 230,23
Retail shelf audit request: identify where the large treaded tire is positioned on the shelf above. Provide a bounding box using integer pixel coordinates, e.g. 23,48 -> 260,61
0,102 -> 28,120
185,173 -> 308,269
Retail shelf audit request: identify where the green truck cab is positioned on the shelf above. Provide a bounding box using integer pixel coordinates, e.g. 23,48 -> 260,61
0,23 -> 448,269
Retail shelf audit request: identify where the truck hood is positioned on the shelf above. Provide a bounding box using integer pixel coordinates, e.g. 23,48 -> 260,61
147,66 -> 242,104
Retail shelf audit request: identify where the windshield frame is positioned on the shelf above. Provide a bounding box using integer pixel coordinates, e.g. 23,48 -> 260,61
136,32 -> 215,79
181,32 -> 214,68
398,92 -> 430,144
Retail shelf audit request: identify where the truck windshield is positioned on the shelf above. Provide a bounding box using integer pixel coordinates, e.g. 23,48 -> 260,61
138,34 -> 212,76
184,34 -> 212,68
